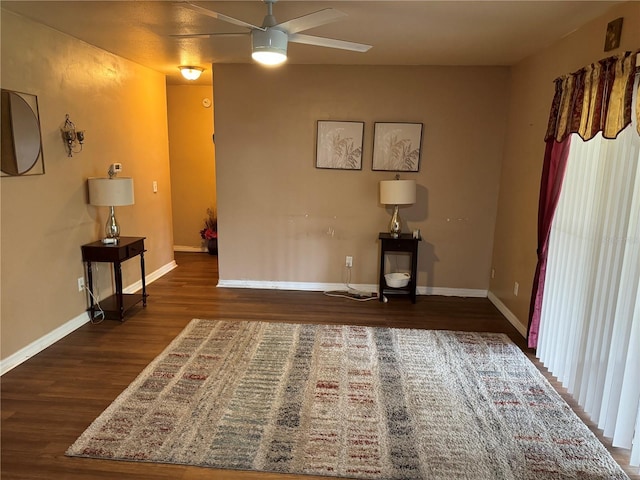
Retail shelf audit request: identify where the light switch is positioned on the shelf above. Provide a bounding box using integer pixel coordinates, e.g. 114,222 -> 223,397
152,180 -> 158,193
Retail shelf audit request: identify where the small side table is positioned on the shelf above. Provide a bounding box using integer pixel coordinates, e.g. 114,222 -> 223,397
81,236 -> 147,321
378,233 -> 420,303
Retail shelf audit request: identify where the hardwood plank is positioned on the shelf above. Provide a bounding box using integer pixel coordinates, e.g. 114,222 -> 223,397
1,252 -> 637,479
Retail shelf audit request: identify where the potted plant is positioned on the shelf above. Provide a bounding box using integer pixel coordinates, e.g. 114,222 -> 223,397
200,208 -> 217,255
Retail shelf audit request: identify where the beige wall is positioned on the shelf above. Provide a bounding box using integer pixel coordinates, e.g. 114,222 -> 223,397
167,85 -> 216,250
4,3 -> 634,362
1,11 -> 174,361
213,65 -> 509,290
490,2 -> 640,328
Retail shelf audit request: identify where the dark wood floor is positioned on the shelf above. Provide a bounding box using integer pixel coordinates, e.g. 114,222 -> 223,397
2,252 -> 638,479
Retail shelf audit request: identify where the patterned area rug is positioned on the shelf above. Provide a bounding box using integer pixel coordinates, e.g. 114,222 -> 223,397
67,320 -> 629,479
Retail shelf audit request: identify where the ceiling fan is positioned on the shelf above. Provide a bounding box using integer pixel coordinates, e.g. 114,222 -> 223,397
174,0 -> 372,66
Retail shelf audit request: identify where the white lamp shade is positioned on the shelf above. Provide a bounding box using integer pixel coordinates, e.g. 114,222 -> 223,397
380,179 -> 416,205
88,177 -> 134,206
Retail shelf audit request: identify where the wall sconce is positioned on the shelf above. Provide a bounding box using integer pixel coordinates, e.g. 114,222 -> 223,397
179,66 -> 204,81
61,114 -> 85,157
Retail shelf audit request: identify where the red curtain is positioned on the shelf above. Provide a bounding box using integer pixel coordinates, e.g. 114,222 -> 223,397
526,51 -> 638,348
526,137 -> 570,348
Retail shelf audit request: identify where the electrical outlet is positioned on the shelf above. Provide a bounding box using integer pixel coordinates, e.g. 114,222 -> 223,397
345,256 -> 353,268
513,281 -> 519,296
77,277 -> 85,292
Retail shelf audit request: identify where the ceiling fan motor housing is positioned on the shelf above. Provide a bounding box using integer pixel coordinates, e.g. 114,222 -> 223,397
252,29 -> 288,60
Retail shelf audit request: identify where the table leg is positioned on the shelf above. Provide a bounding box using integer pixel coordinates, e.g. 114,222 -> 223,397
114,261 -> 124,321
379,248 -> 386,302
86,262 -> 94,319
140,251 -> 147,306
411,245 -> 418,304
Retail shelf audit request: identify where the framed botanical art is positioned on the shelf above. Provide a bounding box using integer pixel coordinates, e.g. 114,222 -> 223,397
316,120 -> 364,170
372,122 -> 423,172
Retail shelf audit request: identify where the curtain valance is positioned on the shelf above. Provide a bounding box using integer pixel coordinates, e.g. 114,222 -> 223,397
545,50 -> 639,142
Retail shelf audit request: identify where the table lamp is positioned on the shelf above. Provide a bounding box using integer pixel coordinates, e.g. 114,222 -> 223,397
88,175 -> 134,243
380,177 -> 416,238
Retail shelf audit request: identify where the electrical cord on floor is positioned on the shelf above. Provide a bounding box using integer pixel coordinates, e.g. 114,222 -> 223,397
323,266 -> 379,302
84,264 -> 105,324
86,286 -> 106,324
323,290 -> 379,302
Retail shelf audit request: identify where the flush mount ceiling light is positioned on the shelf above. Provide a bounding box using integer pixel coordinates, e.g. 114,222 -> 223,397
179,66 -> 204,80
251,29 -> 287,66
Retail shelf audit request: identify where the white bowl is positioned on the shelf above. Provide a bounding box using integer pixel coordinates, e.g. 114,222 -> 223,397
385,272 -> 410,288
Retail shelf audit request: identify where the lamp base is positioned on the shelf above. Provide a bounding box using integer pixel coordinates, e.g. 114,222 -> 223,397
105,205 -> 121,239
389,205 -> 402,238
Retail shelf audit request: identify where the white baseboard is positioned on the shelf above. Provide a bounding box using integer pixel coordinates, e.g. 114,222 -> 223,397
0,311 -> 90,376
487,291 -> 527,338
1,270 -> 522,376
217,279 -> 377,292
173,245 -> 206,253
418,286 -> 487,297
1,259 -> 178,376
217,279 -> 487,298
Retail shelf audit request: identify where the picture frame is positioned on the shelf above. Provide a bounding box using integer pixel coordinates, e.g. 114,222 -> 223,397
372,122 -> 423,172
315,120 -> 364,170
604,17 -> 623,52
1,89 -> 45,177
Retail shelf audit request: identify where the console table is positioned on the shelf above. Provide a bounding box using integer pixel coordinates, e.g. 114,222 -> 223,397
378,233 -> 420,303
81,236 -> 147,321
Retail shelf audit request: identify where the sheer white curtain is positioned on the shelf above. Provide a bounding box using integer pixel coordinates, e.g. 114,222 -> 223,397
536,79 -> 640,466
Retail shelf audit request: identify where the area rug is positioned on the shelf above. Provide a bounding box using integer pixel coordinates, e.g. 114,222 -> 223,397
67,320 -> 629,479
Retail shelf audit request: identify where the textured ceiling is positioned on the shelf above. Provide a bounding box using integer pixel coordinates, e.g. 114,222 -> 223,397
1,1 -> 620,84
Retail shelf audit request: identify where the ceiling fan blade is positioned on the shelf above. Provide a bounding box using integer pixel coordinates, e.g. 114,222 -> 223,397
170,32 -> 248,39
276,9 -> 347,35
177,1 -> 266,31
288,33 -> 372,53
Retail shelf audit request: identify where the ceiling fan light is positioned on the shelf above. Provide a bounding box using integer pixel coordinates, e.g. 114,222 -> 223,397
179,66 -> 204,80
251,29 -> 287,66
252,50 -> 287,66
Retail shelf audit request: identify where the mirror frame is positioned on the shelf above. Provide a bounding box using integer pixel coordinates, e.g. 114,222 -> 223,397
1,89 -> 45,177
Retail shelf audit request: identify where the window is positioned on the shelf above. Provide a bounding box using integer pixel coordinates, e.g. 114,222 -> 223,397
537,100 -> 640,466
